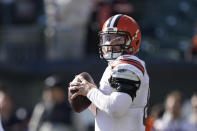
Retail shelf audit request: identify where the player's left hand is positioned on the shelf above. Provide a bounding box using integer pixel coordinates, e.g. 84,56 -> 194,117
69,76 -> 97,99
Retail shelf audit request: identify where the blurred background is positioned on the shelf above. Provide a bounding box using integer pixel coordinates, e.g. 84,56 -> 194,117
0,0 -> 197,131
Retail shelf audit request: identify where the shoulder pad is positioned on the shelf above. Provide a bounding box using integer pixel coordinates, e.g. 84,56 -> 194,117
111,68 -> 140,81
112,58 -> 145,76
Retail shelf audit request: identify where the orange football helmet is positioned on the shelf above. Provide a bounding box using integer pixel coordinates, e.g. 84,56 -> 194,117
99,14 -> 141,60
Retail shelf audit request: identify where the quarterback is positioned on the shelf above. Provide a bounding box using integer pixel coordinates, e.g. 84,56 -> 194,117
70,14 -> 150,131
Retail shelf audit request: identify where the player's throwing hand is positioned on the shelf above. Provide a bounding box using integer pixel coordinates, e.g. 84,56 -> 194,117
69,76 -> 97,99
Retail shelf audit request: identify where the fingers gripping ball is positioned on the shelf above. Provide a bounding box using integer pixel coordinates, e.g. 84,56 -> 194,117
68,72 -> 94,113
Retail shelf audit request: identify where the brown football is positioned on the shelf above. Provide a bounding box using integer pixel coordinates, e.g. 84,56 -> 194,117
68,72 -> 94,113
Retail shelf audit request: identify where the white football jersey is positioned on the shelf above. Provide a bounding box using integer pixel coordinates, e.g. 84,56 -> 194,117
87,55 -> 149,131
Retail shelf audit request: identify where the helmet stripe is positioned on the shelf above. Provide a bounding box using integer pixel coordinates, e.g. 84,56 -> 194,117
107,16 -> 114,27
109,14 -> 120,28
106,14 -> 123,28
113,14 -> 123,27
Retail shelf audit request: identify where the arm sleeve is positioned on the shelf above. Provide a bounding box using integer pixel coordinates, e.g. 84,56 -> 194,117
87,88 -> 132,118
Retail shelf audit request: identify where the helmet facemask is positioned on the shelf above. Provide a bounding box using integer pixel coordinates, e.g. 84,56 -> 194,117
99,31 -> 131,60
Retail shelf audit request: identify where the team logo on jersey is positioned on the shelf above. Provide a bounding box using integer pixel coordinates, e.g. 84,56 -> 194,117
117,69 -> 127,73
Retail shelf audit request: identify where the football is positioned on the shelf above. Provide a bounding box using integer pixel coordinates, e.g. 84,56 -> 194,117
68,72 -> 94,113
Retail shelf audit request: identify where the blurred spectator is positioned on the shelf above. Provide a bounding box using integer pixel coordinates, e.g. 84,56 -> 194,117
188,93 -> 197,131
154,90 -> 191,131
44,0 -> 93,60
0,90 -> 28,131
28,75 -> 73,131
146,104 -> 164,131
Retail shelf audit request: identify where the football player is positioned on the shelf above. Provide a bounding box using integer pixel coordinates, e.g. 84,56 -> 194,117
70,14 -> 150,131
